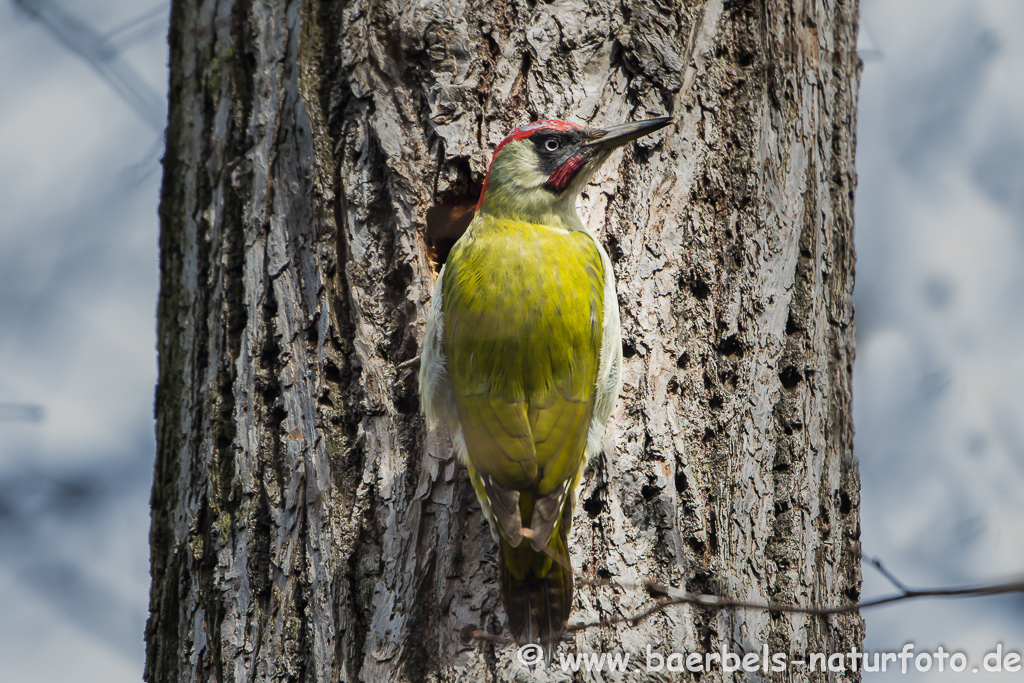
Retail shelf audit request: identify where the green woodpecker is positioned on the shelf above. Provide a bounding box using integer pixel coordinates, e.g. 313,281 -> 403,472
419,116 -> 671,655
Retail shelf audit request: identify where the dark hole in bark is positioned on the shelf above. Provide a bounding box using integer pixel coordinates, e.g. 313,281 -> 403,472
641,484 -> 659,501
839,491 -> 852,514
718,334 -> 743,358
216,433 -> 231,451
708,511 -> 719,553
687,570 -> 710,593
780,365 -> 802,389
583,492 -> 605,518
785,309 -> 801,334
690,276 -> 711,300
394,391 -> 419,415
425,200 -> 477,266
674,471 -> 688,491
605,233 -> 624,262
324,360 -> 342,384
622,341 -> 638,359
304,320 -> 318,343
676,351 -> 688,368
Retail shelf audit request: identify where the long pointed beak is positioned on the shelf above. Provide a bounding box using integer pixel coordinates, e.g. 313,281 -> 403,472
586,116 -> 673,150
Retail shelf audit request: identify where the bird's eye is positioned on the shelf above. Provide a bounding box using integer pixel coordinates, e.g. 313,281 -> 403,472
545,138 -> 560,152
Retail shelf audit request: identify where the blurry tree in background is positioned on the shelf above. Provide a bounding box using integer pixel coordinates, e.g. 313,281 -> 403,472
146,0 -> 862,680
12,0 -> 166,130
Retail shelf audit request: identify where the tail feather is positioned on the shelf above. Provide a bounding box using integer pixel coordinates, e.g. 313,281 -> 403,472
499,516 -> 573,662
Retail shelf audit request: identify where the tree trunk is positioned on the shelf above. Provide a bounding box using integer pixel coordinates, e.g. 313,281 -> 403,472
146,0 -> 863,681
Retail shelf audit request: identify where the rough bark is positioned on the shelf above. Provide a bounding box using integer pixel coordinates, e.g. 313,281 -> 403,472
147,0 -> 863,681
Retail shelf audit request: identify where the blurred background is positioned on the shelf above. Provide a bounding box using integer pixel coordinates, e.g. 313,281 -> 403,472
0,0 -> 1020,680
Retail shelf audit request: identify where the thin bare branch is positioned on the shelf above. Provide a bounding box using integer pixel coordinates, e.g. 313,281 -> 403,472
865,556 -> 910,593
465,570 -> 1024,647
12,0 -> 165,130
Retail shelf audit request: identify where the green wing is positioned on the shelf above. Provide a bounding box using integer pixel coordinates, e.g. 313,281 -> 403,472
442,215 -> 605,542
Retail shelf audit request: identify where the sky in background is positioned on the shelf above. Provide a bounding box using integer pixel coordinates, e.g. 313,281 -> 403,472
0,1 -> 1021,681
853,0 -> 1024,679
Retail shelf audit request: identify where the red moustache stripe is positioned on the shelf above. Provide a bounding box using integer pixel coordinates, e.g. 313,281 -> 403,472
547,154 -> 586,190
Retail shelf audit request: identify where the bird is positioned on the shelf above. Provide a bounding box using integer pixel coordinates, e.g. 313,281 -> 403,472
419,116 -> 672,658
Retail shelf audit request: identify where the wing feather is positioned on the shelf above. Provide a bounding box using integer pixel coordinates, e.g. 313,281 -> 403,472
439,214 -> 607,547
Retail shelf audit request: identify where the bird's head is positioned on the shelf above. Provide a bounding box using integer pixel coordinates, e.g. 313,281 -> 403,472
476,117 -> 672,226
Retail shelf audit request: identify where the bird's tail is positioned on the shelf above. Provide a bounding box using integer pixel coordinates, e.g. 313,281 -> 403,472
499,511 -> 573,662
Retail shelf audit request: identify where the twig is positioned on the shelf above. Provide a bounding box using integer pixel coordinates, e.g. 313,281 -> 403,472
397,355 -> 421,372
865,555 -> 909,593
463,564 -> 1024,647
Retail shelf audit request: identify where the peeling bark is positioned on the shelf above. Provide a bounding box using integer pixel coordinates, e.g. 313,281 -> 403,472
147,0 -> 863,681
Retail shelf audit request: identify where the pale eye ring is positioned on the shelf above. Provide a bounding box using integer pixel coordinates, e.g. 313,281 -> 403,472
545,138 -> 560,152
